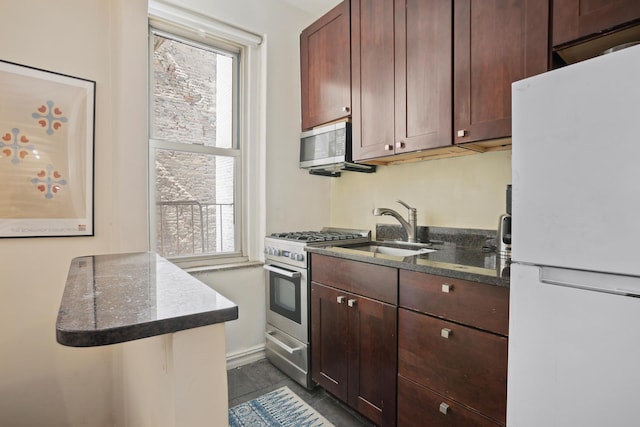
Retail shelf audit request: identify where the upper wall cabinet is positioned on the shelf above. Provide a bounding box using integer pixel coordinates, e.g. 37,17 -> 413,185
453,0 -> 549,145
300,1 -> 351,131
301,0 -> 549,163
552,0 -> 640,65
552,0 -> 640,48
351,0 -> 452,162
395,0 -> 453,155
350,0 -> 396,161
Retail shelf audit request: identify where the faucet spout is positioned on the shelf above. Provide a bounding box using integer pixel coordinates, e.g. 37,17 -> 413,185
372,200 -> 418,243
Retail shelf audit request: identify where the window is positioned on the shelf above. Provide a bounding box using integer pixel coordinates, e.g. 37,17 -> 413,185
149,1 -> 264,267
149,22 -> 245,264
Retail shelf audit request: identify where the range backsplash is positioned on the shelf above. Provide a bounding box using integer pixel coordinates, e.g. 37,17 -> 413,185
376,224 -> 496,249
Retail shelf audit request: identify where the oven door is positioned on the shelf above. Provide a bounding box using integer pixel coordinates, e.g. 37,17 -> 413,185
264,261 -> 308,344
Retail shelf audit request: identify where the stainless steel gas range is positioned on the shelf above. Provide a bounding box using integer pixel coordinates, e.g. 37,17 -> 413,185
263,227 -> 370,389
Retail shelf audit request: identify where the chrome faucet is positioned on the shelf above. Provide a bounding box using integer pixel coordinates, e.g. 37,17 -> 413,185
373,200 -> 418,243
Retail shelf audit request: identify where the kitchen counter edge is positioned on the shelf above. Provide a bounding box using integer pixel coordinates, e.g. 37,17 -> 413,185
305,245 -> 510,288
56,252 -> 239,347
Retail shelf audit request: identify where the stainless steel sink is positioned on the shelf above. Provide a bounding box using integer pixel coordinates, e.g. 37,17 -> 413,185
345,242 -> 436,257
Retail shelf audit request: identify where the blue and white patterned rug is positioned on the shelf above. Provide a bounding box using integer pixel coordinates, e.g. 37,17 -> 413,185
228,386 -> 335,427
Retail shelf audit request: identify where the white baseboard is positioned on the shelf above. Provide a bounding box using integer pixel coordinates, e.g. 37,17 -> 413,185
226,344 -> 266,370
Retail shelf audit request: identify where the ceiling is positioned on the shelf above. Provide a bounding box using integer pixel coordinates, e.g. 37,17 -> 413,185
279,0 -> 341,18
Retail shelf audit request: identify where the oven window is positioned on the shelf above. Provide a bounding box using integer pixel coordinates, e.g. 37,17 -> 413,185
270,272 -> 301,324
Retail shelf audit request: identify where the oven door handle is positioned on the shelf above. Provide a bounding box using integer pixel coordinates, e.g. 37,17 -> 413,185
265,331 -> 303,354
263,264 -> 301,279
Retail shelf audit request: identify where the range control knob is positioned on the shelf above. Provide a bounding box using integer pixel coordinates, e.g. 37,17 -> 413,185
294,253 -> 304,262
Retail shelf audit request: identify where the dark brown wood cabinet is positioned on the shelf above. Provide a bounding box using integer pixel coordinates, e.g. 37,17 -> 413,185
398,376 -> 502,427
311,254 -> 398,427
300,0 -> 351,130
350,0 -> 396,160
399,270 -> 510,336
397,271 -> 509,426
394,0 -> 452,154
398,309 -> 508,424
351,0 -> 452,162
553,0 -> 640,48
453,0 -> 549,145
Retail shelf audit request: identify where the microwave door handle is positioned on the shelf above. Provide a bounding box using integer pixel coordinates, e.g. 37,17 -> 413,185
263,264 -> 301,279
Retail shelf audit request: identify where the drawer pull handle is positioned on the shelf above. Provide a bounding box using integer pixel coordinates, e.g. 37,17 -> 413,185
441,328 -> 452,339
439,402 -> 450,415
337,296 -> 346,304
348,299 -> 357,308
441,283 -> 453,293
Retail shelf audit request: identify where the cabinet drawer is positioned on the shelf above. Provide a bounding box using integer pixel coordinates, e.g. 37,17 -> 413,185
398,375 -> 502,427
398,309 -> 507,424
399,270 -> 509,335
311,254 -> 398,304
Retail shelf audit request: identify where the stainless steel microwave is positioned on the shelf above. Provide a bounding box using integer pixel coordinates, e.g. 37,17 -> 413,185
299,121 -> 350,168
299,121 -> 375,176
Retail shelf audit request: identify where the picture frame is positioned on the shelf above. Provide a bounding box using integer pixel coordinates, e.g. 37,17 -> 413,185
0,60 -> 95,237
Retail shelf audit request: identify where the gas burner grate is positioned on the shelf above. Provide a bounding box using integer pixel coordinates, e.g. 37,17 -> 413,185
269,229 -> 370,243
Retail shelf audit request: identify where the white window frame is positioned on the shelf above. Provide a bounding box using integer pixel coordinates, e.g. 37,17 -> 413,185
148,1 -> 265,269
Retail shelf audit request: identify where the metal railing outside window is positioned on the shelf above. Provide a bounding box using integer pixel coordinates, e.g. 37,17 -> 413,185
156,200 -> 235,257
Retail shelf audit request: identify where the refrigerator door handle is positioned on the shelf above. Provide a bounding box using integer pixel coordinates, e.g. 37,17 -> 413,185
539,266 -> 640,297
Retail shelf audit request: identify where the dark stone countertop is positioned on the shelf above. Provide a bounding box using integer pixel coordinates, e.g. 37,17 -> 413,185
306,240 -> 510,287
56,252 -> 238,347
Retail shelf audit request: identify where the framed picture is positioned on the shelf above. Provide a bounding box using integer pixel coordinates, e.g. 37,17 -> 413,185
0,60 -> 95,237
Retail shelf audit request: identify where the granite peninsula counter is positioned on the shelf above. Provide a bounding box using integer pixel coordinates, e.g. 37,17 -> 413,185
56,252 -> 238,427
56,252 -> 238,346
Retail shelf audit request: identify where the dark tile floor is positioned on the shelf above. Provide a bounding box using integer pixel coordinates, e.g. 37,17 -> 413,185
227,358 -> 375,427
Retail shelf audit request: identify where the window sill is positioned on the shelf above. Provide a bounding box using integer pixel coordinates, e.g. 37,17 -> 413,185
183,260 -> 264,274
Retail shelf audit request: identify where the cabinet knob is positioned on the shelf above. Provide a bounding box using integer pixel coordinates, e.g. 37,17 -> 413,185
441,328 -> 452,339
337,296 -> 346,304
439,402 -> 450,415
457,129 -> 467,138
347,299 -> 357,308
384,144 -> 393,151
441,283 -> 453,293
396,141 -> 405,149
341,106 -> 350,113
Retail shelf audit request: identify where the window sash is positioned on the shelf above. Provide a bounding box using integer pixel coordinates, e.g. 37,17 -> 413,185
149,26 -> 244,264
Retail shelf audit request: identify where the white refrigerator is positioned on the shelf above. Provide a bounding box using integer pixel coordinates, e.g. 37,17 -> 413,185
508,45 -> 640,427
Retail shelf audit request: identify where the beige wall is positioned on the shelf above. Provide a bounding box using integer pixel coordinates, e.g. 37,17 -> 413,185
0,0 -> 149,425
330,150 -> 512,235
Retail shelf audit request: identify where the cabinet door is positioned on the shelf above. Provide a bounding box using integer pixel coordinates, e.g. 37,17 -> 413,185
300,0 -> 351,130
351,0 -> 396,161
398,309 -> 508,424
553,0 -> 640,47
394,0 -> 452,153
347,294 -> 397,427
453,0 -> 549,144
311,282 -> 349,401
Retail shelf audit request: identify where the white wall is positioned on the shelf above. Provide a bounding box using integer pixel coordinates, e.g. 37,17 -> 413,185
158,0 -> 332,235
330,150 -> 512,234
0,0 -> 512,424
158,0 -> 335,362
192,265 -> 265,367
0,1 -> 148,426
1,0 -> 331,424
